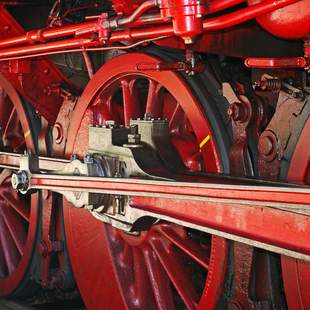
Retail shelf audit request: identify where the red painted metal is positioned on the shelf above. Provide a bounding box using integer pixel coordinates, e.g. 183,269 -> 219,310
131,193 -> 310,257
63,52 -> 228,309
245,57 -> 309,69
247,0 -> 310,39
30,175 -> 310,206
0,0 -> 301,62
0,21 -> 97,49
282,118 -> 310,309
208,0 -> 245,13
0,74 -> 39,297
159,0 -> 207,41
110,0 -> 145,15
0,0 -> 308,306
0,8 -> 69,123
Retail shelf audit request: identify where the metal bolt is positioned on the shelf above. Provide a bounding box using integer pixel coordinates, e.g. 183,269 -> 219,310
227,102 -> 247,122
71,154 -> 79,161
11,171 -> 29,192
105,120 -> 115,128
53,123 -> 63,144
128,124 -> 141,145
258,136 -> 274,156
84,153 -> 94,164
130,124 -> 138,135
144,113 -> 153,121
258,131 -> 278,162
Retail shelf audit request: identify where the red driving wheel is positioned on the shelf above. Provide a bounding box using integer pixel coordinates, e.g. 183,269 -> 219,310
64,53 -> 230,309
281,113 -> 310,309
0,74 -> 39,297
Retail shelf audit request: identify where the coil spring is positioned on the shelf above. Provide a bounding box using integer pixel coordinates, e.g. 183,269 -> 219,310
255,78 -> 282,92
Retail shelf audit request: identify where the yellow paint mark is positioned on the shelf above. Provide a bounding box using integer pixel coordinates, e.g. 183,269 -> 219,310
199,134 -> 211,149
24,130 -> 31,138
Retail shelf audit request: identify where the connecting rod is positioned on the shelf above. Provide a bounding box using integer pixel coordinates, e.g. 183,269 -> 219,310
1,151 -> 310,262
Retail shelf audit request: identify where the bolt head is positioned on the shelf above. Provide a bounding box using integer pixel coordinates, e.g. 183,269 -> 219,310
70,154 -> 79,161
258,136 -> 273,156
53,123 -> 63,144
84,153 -> 94,164
258,131 -> 278,162
227,102 -> 248,122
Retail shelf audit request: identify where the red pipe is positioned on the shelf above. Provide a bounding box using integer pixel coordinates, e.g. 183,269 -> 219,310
0,38 -> 98,59
123,14 -> 166,28
0,0 -> 155,49
117,0 -> 156,26
203,0 -> 301,31
108,0 -> 301,41
0,0 -> 302,60
0,21 -> 97,49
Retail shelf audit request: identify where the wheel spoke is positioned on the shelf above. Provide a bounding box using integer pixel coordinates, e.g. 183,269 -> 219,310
0,216 -> 19,275
0,206 -> 26,255
13,137 -> 26,152
0,242 -> 6,277
93,96 -> 114,125
150,236 -> 199,310
0,169 -> 11,186
3,107 -> 17,143
0,191 -> 29,222
146,80 -> 164,118
168,103 -> 184,134
0,92 -> 13,131
119,242 -> 133,269
143,244 -> 175,310
2,108 -> 24,150
121,79 -> 140,126
132,247 -> 152,308
159,226 -> 210,270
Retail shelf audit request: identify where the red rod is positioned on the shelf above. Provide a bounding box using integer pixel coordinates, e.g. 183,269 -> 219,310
0,38 -> 98,59
0,21 -> 97,49
0,0 -> 301,60
203,0 -> 300,31
0,0 -> 155,49
108,0 -> 301,41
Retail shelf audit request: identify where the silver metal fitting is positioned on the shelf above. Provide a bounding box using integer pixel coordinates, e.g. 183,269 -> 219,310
11,170 -> 29,192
